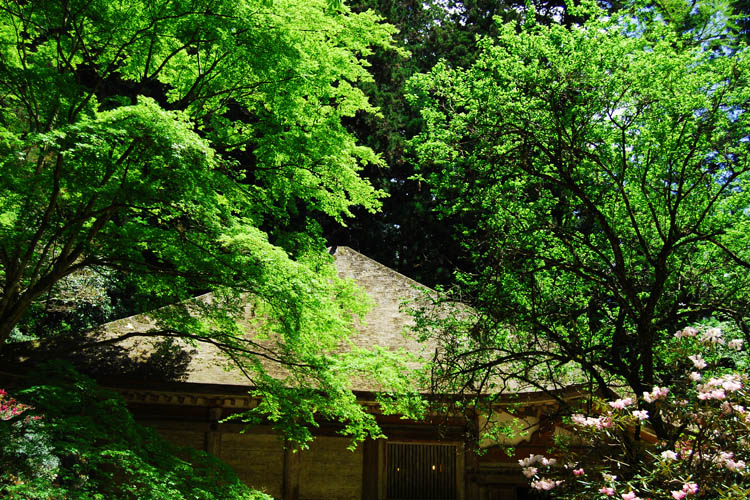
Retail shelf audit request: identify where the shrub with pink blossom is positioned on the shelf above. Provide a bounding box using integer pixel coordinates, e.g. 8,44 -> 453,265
0,388 -> 31,421
520,326 -> 750,499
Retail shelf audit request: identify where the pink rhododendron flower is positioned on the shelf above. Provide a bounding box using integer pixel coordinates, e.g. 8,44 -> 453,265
671,490 -> 686,499
698,374 -> 741,400
573,468 -> 585,476
725,459 -> 746,471
531,478 -> 562,490
571,413 -> 586,425
522,467 -> 537,478
609,397 -> 633,410
643,386 -> 669,403
688,354 -> 707,370
721,377 -> 742,392
701,327 -> 724,344
518,454 -> 555,467
632,409 -> 648,421
689,372 -> 701,382
682,483 -> 698,494
660,450 -> 678,460
714,452 -> 746,471
675,327 -> 698,338
518,454 -> 541,467
698,388 -> 726,400
728,339 -> 744,350
599,487 -> 615,496
621,491 -> 640,500
570,413 -> 612,429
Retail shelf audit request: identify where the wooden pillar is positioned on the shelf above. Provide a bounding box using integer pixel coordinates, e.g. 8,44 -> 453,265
464,410 -> 481,500
457,442 -> 466,500
377,439 -> 386,500
464,446 -> 480,500
206,407 -> 222,457
282,443 -> 300,500
362,438 -> 379,500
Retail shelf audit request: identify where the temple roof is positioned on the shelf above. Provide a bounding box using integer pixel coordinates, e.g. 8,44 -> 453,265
85,246 -> 440,392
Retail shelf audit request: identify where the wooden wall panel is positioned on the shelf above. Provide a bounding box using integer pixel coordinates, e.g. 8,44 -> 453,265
299,436 -> 363,500
220,433 -> 284,499
152,427 -> 207,451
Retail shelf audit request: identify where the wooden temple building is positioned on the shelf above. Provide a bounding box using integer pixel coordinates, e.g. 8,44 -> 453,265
83,247 -> 572,500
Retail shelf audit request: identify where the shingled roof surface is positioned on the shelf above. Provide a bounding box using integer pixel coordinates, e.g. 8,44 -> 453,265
87,246 -> 437,391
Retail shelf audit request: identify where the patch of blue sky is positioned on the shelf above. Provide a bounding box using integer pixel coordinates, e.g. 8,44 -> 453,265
720,106 -> 744,122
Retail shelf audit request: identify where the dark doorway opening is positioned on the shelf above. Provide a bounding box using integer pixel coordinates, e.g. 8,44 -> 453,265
386,443 -> 457,500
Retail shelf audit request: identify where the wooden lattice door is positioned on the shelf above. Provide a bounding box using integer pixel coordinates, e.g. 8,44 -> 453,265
386,443 -> 457,500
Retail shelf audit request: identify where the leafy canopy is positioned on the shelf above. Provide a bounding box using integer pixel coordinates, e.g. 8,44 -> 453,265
408,0 -> 750,438
0,0 -> 419,445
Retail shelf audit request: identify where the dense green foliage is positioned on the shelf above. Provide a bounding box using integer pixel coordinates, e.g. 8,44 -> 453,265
0,0 -> 391,338
323,0 -> 472,287
4,0 -> 750,494
0,0 -> 424,448
409,1 -> 750,438
325,0 -> 588,286
1,362 -> 272,500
